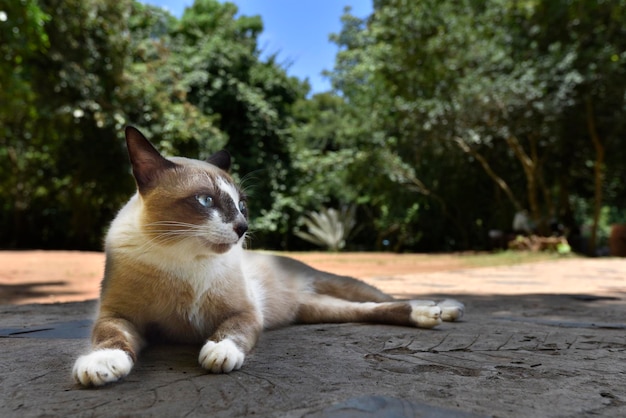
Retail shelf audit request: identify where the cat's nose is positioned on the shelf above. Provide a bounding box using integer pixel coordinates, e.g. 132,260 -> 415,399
234,222 -> 248,238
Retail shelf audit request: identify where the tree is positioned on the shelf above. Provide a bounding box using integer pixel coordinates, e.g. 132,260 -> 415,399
327,2 -> 485,250
0,0 -> 309,250
167,0 -> 309,248
3,0 -> 623,253
0,0 -> 50,246
1,0 -> 132,249
327,0 -> 626,252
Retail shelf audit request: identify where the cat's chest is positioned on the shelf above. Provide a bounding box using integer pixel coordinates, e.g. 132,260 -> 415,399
160,262 -> 248,331
149,254 -> 236,297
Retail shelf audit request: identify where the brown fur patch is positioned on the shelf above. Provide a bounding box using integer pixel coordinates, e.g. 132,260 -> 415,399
312,275 -> 395,302
100,249 -> 263,348
208,310 -> 263,353
296,295 -> 413,326
91,317 -> 144,362
140,164 -> 229,245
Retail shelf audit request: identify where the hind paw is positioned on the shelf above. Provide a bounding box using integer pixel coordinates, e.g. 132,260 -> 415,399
438,299 -> 465,321
409,301 -> 442,329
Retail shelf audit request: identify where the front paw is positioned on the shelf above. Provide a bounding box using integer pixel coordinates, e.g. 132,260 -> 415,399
199,339 -> 245,373
73,349 -> 133,387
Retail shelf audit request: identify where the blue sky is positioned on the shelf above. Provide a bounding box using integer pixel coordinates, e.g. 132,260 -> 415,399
142,0 -> 373,94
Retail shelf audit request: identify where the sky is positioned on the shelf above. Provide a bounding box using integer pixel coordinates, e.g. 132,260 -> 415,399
142,0 -> 372,94
142,0 -> 373,95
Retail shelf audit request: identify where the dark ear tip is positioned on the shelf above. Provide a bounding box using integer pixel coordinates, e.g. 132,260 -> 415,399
125,125 -> 141,138
206,149 -> 232,172
217,149 -> 231,159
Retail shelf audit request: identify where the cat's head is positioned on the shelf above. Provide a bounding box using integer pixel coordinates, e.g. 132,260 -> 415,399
124,126 -> 248,254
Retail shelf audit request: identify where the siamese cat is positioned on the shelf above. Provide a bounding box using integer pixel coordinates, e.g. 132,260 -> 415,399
72,126 -> 464,386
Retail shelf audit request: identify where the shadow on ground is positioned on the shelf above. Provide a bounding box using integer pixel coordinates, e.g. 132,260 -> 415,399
0,281 -> 83,305
1,292 -> 625,417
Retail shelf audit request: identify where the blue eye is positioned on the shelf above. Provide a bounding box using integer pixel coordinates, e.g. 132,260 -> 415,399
238,200 -> 247,213
196,195 -> 214,208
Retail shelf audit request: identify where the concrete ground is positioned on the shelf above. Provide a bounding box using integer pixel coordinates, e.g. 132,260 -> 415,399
1,255 -> 625,417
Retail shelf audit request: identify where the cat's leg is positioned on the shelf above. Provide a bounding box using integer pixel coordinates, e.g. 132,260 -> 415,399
296,294 -> 444,329
310,275 -> 465,321
311,274 -> 395,302
72,316 -> 144,387
199,311 -> 262,373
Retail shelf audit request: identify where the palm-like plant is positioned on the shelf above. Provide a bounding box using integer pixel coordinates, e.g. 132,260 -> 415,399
294,205 -> 357,251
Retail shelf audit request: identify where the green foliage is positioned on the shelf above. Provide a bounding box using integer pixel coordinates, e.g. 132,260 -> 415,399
1,0 -> 624,253
165,0 -> 308,247
0,0 -> 305,249
1,0 -> 133,248
322,0 -> 626,252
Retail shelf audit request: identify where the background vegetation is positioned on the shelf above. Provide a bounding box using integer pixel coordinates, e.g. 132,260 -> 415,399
1,0 -> 625,253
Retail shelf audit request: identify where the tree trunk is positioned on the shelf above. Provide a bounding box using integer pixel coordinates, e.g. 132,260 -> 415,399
453,136 -> 523,212
586,97 -> 604,256
504,134 -> 546,234
387,149 -> 469,248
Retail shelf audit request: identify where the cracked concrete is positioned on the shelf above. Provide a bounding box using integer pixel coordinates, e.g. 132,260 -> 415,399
1,258 -> 625,417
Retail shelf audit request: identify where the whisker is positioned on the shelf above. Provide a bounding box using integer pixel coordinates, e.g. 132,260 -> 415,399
238,169 -> 264,197
134,232 -> 198,255
243,231 -> 256,250
146,221 -> 206,229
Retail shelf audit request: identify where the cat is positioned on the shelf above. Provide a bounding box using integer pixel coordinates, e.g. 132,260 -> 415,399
72,126 -> 465,386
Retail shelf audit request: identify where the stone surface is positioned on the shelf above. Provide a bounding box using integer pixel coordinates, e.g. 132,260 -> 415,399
1,257 -> 626,417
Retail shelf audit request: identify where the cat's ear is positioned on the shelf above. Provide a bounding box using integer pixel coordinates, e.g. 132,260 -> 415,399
206,150 -> 231,172
125,126 -> 176,191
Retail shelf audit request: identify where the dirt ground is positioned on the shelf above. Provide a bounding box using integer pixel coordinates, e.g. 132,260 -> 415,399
0,250 -> 469,305
0,250 -> 622,304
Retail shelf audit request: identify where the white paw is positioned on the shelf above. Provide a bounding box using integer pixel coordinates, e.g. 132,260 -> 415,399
199,339 -> 245,373
409,300 -> 442,329
438,299 -> 465,321
72,349 -> 133,387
